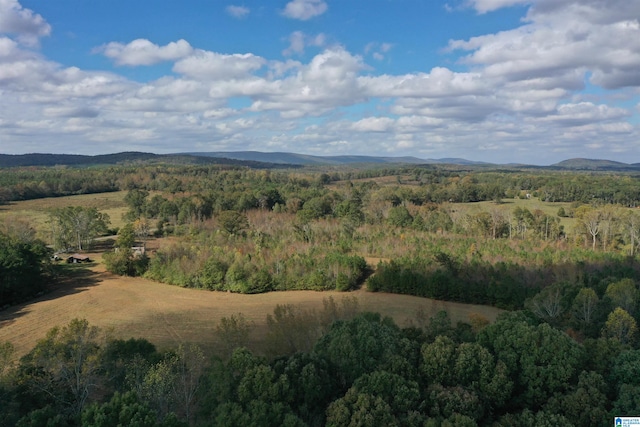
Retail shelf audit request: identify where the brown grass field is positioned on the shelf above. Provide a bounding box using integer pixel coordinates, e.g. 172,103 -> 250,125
0,248 -> 503,358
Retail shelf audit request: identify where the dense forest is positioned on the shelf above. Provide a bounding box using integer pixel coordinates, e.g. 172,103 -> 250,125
0,308 -> 637,426
2,161 -> 640,425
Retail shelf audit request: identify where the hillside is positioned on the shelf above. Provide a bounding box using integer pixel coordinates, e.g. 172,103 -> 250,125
551,158 -> 640,171
2,150 -> 639,170
0,152 -> 288,169
186,151 -> 496,166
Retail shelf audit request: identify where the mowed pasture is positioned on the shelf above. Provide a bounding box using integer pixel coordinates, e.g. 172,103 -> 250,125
0,252 -> 503,358
0,191 -> 130,234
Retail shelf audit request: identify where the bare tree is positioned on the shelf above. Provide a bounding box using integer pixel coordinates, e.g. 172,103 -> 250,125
572,288 -> 599,325
583,210 -> 601,251
622,210 -> 640,256
25,319 -> 102,415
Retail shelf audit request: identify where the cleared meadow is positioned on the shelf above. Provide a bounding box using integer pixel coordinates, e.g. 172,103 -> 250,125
0,252 -> 503,358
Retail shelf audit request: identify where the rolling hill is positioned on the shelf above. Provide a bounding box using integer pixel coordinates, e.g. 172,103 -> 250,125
1,151 -> 639,170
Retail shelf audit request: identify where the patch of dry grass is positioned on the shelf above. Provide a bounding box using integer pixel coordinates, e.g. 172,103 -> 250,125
0,250 -> 503,358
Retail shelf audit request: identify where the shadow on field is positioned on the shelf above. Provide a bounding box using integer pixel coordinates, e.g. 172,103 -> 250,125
0,263 -> 103,328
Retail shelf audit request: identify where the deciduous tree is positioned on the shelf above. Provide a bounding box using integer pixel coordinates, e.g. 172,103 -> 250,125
48,206 -> 110,251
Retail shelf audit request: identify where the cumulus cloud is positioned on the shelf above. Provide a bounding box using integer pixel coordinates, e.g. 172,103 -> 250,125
2,0 -> 640,164
538,102 -> 630,126
248,48 -> 367,117
173,50 -> 266,80
226,5 -> 250,18
282,31 -> 326,56
97,39 -> 194,66
449,0 -> 640,90
282,0 -> 328,20
0,0 -> 50,45
43,106 -> 100,118
351,116 -> 396,133
467,0 -> 530,14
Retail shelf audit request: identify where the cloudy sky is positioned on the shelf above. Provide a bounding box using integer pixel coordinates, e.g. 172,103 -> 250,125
1,0 -> 639,164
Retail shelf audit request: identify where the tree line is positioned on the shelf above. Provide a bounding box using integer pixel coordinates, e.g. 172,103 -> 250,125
1,304 -> 638,426
0,223 -> 51,307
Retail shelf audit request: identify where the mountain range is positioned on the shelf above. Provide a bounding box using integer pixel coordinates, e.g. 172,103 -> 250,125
0,151 -> 639,171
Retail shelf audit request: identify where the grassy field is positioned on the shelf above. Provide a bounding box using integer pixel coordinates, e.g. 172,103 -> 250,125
470,197 -> 577,233
0,248 -> 503,358
0,191 -> 129,237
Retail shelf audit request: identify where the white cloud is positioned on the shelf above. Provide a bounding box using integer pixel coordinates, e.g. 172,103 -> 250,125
282,0 -> 328,21
248,48 -> 367,117
282,31 -> 326,56
0,0 -> 50,46
360,67 -> 488,99
226,5 -> 250,18
467,0 -> 530,14
97,39 -> 194,66
351,117 -> 395,132
449,0 -> 640,90
173,50 -> 266,80
2,0 -> 640,164
43,106 -> 100,118
364,42 -> 393,61
538,102 -> 630,126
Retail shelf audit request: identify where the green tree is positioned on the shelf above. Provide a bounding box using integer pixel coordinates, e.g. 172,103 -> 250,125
544,370 -> 608,426
387,206 -> 413,227
217,210 -> 249,235
124,189 -> 150,220
81,391 -> 158,427
313,314 -> 407,388
349,370 -> 421,420
326,389 -> 400,427
602,307 -> 638,345
116,222 -> 137,249
605,278 -> 638,315
421,335 -> 456,386
0,232 -> 51,305
16,405 -> 76,427
427,384 -> 484,420
479,317 -> 583,408
48,206 -> 110,251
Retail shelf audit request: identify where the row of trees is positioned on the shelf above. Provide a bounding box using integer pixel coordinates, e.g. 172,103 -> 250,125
1,307 -> 639,426
4,162 -> 640,210
0,221 -> 51,306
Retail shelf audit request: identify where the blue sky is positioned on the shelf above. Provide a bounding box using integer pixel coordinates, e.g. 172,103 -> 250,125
1,0 -> 639,164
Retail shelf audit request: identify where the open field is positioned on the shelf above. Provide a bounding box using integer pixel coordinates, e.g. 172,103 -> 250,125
0,191 -> 129,234
0,252 -> 503,358
469,198 -> 577,232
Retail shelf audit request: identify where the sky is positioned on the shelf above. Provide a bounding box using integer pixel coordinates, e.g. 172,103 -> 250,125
1,0 -> 639,165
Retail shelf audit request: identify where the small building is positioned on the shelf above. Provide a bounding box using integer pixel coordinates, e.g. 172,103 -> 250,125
66,254 -> 91,263
131,246 -> 146,257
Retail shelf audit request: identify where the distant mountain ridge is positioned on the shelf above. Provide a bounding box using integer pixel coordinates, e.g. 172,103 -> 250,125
186,151 -> 491,166
550,158 -> 640,171
0,152 -> 285,169
0,151 -> 638,170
